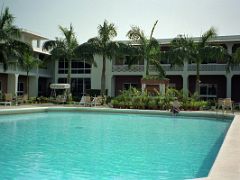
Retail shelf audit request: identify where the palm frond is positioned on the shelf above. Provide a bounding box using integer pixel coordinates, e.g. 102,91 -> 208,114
200,27 -> 216,47
150,20 -> 158,39
126,26 -> 146,44
98,20 -> 117,43
42,40 -> 57,51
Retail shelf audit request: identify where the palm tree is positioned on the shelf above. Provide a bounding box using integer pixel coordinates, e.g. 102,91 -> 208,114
43,24 -> 78,99
75,20 -> 120,96
169,27 -> 225,96
0,7 -> 31,70
126,20 -> 165,78
19,52 -> 39,99
226,47 -> 240,71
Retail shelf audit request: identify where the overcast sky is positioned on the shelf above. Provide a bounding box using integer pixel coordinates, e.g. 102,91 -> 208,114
3,0 -> 240,43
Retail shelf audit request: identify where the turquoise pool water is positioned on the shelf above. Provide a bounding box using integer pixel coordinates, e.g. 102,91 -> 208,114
0,112 -> 231,180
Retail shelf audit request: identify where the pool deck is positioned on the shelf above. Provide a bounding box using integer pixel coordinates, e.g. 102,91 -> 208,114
0,105 -> 240,180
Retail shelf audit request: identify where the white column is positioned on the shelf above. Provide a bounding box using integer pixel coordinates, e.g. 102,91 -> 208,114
110,76 -> 115,97
54,60 -> 59,83
7,74 -> 19,95
29,76 -> 39,97
144,58 -> 147,76
159,83 -> 165,95
142,83 -> 146,91
226,43 -> 233,55
226,74 -> 232,98
182,74 -> 189,95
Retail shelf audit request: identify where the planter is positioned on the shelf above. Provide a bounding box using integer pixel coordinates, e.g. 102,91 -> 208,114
141,78 -> 169,95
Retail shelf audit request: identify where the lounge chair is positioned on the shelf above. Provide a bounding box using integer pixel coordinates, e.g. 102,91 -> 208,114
0,93 -> 13,106
223,98 -> 233,113
216,98 -> 234,113
91,96 -> 103,106
79,95 -> 91,106
18,94 -> 28,104
56,95 -> 66,104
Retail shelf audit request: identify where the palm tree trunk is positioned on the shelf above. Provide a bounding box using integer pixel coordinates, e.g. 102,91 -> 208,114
67,59 -> 72,101
27,71 -> 29,100
146,58 -> 149,76
196,61 -> 200,98
101,54 -> 106,98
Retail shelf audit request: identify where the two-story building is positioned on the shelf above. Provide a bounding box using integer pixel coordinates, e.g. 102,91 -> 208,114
1,30 -> 240,102
0,29 -> 53,98
54,35 -> 240,102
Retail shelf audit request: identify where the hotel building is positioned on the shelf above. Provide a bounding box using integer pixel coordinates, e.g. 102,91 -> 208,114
0,30 -> 240,102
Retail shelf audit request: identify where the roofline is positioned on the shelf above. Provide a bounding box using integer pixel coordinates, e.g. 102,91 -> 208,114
20,29 -> 48,40
116,35 -> 240,45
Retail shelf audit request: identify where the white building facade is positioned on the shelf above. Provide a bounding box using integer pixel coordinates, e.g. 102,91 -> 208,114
0,30 -> 53,98
54,35 -> 240,101
1,30 -> 240,102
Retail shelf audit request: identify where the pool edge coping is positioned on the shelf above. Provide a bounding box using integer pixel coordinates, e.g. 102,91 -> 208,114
0,106 -> 238,180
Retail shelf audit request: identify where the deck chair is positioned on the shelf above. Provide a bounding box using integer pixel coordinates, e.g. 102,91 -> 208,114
79,95 -> 91,106
216,98 -> 225,111
56,95 -> 66,104
0,93 -> 13,106
18,94 -> 28,104
223,98 -> 233,113
91,96 -> 103,106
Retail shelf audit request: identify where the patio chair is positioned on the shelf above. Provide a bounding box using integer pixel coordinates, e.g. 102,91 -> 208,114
79,95 -> 91,106
91,96 -> 103,106
18,94 -> 28,104
223,98 -> 234,113
56,95 -> 66,104
0,93 -> 13,106
216,98 -> 225,111
216,98 -> 234,114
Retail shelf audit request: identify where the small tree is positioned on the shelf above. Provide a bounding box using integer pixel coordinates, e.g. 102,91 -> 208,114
126,20 -> 165,78
169,27 -> 225,97
43,24 -> 78,100
75,20 -> 120,97
226,47 -> 240,71
19,52 -> 39,99
0,6 -> 31,70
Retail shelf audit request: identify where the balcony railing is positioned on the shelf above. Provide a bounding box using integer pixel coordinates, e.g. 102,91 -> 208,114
149,64 -> 183,72
112,64 -> 183,72
188,64 -> 227,71
0,63 -> 51,77
112,65 -> 144,72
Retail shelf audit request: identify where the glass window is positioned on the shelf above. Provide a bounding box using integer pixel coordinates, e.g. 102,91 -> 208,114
58,61 -> 68,74
17,82 -> 24,96
58,78 -> 67,83
123,83 -> 137,90
200,84 -> 217,99
169,83 -> 176,88
70,78 -> 91,98
71,60 -> 91,74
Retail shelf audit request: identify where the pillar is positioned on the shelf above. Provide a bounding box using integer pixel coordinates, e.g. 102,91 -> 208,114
226,43 -> 233,55
110,76 -> 115,97
226,74 -> 232,98
29,76 -> 39,97
7,74 -> 18,95
144,58 -> 147,76
182,75 -> 189,95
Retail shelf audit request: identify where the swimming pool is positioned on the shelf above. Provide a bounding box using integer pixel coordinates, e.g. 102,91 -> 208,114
0,111 -> 231,179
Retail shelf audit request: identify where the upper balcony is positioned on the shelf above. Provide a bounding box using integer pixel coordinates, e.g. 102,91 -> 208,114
0,63 -> 52,77
112,63 -> 240,74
